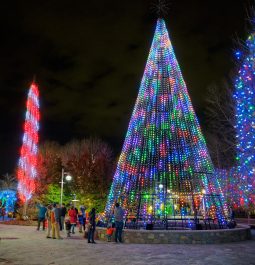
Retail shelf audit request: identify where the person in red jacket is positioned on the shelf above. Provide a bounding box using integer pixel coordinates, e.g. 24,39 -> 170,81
68,206 -> 77,234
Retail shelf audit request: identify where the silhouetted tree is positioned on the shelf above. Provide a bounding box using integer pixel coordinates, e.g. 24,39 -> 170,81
61,138 -> 114,197
0,173 -> 17,191
205,78 -> 236,169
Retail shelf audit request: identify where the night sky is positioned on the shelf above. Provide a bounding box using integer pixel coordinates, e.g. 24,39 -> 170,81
0,0 -> 252,173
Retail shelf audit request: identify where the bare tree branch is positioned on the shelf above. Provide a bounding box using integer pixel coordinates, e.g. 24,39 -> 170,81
205,78 -> 236,169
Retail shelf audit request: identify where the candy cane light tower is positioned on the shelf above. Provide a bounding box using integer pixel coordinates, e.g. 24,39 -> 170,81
17,81 -> 40,217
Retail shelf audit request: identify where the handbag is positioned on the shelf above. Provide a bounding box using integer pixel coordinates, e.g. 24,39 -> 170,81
85,223 -> 92,233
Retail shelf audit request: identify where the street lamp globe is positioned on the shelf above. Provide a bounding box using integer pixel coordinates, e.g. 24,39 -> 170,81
65,175 -> 72,181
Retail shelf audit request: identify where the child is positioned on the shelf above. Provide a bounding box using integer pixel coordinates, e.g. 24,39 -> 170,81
78,210 -> 84,233
65,216 -> 71,237
106,223 -> 115,242
84,222 -> 91,239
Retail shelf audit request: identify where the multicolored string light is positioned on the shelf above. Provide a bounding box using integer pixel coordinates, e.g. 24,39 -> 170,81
105,19 -> 227,225
234,33 -> 255,207
0,190 -> 17,214
17,82 -> 40,203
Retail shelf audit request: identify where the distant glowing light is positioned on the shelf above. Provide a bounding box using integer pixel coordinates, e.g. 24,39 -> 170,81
65,175 -> 72,181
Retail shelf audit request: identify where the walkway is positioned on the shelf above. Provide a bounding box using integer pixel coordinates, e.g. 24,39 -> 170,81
0,224 -> 255,265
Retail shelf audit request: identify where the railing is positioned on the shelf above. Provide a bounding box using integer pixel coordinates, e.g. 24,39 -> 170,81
123,217 -> 225,230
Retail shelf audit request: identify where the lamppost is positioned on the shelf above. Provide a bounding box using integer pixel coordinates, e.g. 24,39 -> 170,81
60,168 -> 72,207
71,193 -> 79,208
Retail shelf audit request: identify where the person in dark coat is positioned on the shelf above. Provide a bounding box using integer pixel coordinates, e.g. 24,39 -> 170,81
59,203 -> 67,231
114,203 -> 124,243
87,208 -> 96,243
80,206 -> 86,231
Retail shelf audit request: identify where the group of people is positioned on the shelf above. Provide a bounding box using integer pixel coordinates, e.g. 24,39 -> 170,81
36,202 -> 125,243
104,203 -> 125,243
36,202 -> 97,243
37,202 -> 68,239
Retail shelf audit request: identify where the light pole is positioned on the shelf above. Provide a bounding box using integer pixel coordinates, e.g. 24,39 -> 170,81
71,193 -> 80,208
60,168 -> 72,207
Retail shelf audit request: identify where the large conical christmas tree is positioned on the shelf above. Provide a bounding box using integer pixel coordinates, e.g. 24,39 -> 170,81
105,19 -> 227,228
234,33 -> 255,207
17,82 -> 40,209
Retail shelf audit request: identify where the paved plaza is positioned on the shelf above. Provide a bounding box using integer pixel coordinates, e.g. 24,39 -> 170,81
0,224 -> 255,265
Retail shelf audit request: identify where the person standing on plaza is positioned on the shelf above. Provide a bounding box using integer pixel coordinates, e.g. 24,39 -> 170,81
114,203 -> 124,243
45,204 -> 52,238
68,206 -> 77,234
0,202 -> 2,220
36,203 -> 47,231
1,205 -> 6,221
229,207 -> 235,221
78,210 -> 84,233
56,203 -> 61,227
65,216 -> 71,237
60,203 -> 67,231
51,203 -> 62,239
87,208 -> 96,243
80,206 -> 86,231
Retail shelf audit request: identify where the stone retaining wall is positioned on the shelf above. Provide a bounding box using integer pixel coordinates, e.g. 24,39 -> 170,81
96,225 -> 251,244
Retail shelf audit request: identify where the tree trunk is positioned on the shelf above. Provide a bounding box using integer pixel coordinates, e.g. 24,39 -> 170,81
22,201 -> 28,219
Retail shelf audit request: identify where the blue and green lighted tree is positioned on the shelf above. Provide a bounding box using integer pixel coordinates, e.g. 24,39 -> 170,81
105,19 -> 227,227
234,33 -> 255,207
